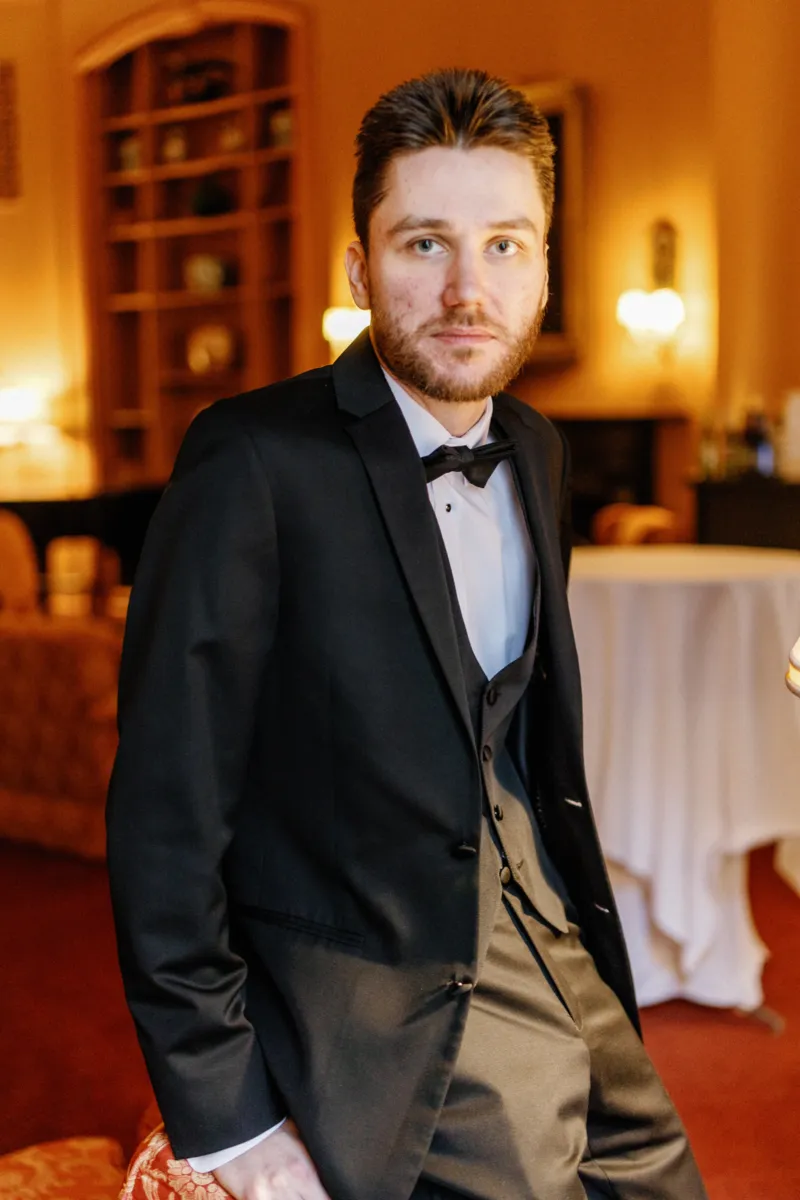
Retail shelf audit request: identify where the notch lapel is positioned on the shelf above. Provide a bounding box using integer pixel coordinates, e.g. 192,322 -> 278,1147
332,334 -> 475,749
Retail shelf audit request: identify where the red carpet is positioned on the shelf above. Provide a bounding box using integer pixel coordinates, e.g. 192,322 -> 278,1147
1,839 -> 798,1197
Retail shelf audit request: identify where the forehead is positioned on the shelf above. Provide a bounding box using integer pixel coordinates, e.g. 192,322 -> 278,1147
375,145 -> 546,234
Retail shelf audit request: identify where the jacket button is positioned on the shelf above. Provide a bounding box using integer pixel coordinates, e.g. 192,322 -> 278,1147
493,804 -> 504,821
486,686 -> 499,706
452,841 -> 478,858
564,796 -> 583,808
499,865 -> 512,885
481,744 -> 493,763
449,977 -> 474,994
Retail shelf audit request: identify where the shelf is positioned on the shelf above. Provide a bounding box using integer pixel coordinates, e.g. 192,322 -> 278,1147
109,211 -> 251,240
108,292 -> 153,312
105,147 -> 293,187
157,288 -> 247,309
108,204 -> 294,241
103,112 -> 148,132
101,86 -> 296,133
86,14 -> 306,491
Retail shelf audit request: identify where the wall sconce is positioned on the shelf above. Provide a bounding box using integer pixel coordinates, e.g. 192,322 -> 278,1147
322,306 -> 371,358
0,383 -> 49,447
616,220 -> 686,343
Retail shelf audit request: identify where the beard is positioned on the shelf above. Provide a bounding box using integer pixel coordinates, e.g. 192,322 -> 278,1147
370,296 -> 546,403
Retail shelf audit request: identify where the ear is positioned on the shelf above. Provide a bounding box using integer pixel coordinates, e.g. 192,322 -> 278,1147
542,247 -> 550,311
345,241 -> 370,310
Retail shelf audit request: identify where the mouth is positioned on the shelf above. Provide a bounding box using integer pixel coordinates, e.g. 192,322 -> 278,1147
431,328 -> 496,346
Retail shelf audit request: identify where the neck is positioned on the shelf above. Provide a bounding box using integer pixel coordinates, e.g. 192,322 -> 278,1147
377,359 -> 489,438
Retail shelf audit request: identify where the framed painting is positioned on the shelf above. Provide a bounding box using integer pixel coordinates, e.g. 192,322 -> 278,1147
518,80 -> 585,365
0,60 -> 20,201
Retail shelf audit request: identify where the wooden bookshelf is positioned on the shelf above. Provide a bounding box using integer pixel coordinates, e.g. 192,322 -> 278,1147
75,2 -> 312,489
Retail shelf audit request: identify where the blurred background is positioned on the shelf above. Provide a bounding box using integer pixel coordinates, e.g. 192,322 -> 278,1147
1,1 -> 799,1197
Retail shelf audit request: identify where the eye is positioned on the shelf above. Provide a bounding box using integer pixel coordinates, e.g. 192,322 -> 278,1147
411,237 -> 445,255
489,239 -> 519,257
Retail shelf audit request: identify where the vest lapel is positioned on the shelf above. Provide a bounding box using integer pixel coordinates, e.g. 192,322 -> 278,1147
332,333 -> 475,750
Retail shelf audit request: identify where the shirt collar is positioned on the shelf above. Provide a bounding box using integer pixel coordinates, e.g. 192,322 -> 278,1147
381,367 -> 493,457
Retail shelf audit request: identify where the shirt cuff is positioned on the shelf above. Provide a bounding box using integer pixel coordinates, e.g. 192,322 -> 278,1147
186,1118 -> 287,1173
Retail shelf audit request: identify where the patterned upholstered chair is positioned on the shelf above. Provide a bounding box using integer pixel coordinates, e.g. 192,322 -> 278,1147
0,614 -> 121,858
120,1127 -> 233,1199
0,1136 -> 125,1199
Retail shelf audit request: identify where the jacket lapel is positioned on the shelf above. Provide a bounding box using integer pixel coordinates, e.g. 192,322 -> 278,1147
491,394 -> 583,721
332,333 -> 475,749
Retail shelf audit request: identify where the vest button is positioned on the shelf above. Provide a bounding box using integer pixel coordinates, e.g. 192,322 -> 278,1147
493,804 -> 504,821
486,686 -> 499,706
481,744 -> 493,763
499,865 -> 512,885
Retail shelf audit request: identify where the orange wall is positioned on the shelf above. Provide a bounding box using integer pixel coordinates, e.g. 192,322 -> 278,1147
711,0 -> 800,422
2,0 -> 717,441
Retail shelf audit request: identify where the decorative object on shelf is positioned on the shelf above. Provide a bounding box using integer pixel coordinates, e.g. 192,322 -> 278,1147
217,120 -> 246,154
186,323 -> 236,375
190,173 -> 234,216
269,108 -> 293,148
616,219 -> 686,344
164,53 -> 234,106
182,252 -> 235,294
117,133 -> 141,172
160,125 -> 188,163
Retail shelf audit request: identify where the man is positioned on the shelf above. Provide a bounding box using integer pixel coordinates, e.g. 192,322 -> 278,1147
107,69 -> 707,1200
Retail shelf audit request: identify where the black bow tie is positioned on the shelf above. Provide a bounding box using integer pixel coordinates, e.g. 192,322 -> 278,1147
421,439 -> 517,488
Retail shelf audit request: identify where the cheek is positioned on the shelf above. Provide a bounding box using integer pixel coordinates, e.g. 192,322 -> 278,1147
376,274 -> 437,321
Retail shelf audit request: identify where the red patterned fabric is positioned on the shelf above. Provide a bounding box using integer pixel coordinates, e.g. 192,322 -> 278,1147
120,1127 -> 233,1199
0,1136 -> 125,1199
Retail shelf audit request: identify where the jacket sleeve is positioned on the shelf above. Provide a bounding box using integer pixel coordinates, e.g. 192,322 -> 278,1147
106,402 -> 283,1159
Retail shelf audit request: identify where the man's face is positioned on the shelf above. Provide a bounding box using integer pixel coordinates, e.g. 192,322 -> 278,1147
346,145 -> 549,402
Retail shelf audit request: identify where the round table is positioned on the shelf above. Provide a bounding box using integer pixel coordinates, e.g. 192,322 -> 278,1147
568,545 -> 800,1009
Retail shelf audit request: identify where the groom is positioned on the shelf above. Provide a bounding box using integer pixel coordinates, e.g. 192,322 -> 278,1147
107,69 -> 707,1200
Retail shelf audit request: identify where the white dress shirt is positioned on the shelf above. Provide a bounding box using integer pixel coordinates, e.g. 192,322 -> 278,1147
187,371 -> 533,1172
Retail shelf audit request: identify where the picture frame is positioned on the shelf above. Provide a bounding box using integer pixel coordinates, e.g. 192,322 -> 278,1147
517,81 -> 585,365
0,60 -> 21,202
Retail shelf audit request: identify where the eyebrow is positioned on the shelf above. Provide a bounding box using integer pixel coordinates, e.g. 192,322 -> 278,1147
387,215 -> 540,237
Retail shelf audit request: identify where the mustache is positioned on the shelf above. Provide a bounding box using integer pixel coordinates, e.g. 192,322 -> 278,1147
420,312 -> 503,336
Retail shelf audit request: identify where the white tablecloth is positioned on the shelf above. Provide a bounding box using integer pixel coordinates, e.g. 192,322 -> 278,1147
568,545 -> 800,1009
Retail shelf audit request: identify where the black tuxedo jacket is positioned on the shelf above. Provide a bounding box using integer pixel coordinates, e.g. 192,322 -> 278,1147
107,332 -> 637,1200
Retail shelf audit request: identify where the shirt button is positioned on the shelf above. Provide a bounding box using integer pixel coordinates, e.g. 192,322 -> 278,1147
499,865 -> 512,885
445,503 -> 452,512
486,686 -> 499,706
481,744 -> 493,763
493,804 -> 504,821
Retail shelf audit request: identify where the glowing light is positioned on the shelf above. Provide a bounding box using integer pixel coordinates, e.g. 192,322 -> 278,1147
0,384 -> 46,424
616,288 -> 686,343
322,307 -> 371,348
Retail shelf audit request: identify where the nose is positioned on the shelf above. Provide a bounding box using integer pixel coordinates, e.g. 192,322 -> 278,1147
442,247 -> 485,309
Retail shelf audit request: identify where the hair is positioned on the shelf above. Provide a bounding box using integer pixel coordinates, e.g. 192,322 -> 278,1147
352,68 -> 555,251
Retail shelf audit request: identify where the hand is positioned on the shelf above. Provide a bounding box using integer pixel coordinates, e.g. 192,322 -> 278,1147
212,1121 -> 331,1200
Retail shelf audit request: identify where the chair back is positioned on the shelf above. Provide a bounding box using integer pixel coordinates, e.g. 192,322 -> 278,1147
0,509 -> 40,613
592,502 -> 678,546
